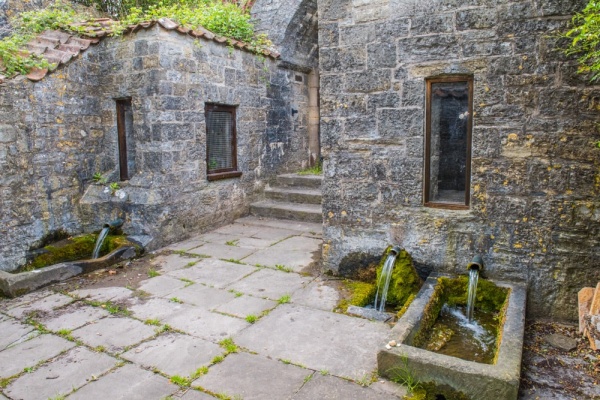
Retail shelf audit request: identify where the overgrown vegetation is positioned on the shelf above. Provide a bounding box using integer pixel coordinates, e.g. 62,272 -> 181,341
0,0 -> 271,78
297,162 -> 322,175
564,1 -> 600,82
20,233 -> 131,271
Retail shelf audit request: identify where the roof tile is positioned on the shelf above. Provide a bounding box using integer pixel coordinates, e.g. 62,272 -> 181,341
9,16 -> 279,84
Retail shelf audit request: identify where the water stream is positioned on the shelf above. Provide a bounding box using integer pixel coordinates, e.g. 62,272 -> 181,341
373,250 -> 398,312
92,227 -> 110,259
466,267 -> 479,321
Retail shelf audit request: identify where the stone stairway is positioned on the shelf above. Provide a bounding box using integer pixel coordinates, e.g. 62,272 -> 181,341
250,173 -> 322,223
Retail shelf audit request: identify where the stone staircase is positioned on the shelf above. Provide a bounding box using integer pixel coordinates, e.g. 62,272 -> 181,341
250,173 -> 322,223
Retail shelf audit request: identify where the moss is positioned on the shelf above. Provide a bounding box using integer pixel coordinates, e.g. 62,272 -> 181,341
375,246 -> 422,309
396,293 -> 416,319
439,276 -> 509,313
336,280 -> 377,312
20,234 -> 132,272
411,283 -> 446,348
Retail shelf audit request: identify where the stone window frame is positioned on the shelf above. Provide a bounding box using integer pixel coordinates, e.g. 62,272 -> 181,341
423,75 -> 473,210
205,103 -> 242,182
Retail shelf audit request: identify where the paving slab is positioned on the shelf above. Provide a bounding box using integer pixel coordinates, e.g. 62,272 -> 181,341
234,304 -> 390,380
7,293 -> 74,319
214,295 -> 277,319
137,275 -> 187,297
248,226 -> 297,242
291,373 -> 400,399
166,259 -> 257,289
0,393 -> 7,399
194,231 -> 240,245
242,247 -> 318,272
270,235 -> 322,252
0,318 -> 35,351
122,332 -> 223,377
213,223 -> 262,237
292,279 -> 340,311
164,307 -> 249,342
227,268 -> 309,300
70,287 -> 133,303
0,290 -> 54,310
165,236 -> 206,251
71,316 -> 156,353
188,243 -> 257,261
179,389 -> 215,400
68,363 -> 177,400
167,284 -> 236,310
193,352 -> 308,400
40,303 -> 110,332
235,237 -> 274,249
127,297 -> 192,321
235,216 -> 322,234
5,346 -> 117,400
0,334 -> 75,378
151,253 -> 199,273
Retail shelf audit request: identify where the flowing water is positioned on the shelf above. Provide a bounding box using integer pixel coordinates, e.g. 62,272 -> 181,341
92,227 -> 110,259
422,305 -> 499,364
466,268 -> 479,321
373,251 -> 398,312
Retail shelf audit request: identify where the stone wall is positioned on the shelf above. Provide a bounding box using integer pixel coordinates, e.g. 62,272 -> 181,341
318,0 -> 600,320
0,25 -> 310,271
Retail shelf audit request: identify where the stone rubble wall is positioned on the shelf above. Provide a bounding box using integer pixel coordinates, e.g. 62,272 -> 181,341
318,0 -> 600,320
0,25 -> 310,271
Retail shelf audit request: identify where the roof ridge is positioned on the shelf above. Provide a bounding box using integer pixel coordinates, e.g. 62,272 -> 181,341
0,16 -> 279,84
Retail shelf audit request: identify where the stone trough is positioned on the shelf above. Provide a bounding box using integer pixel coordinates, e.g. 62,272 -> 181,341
0,247 -> 137,297
378,272 -> 527,400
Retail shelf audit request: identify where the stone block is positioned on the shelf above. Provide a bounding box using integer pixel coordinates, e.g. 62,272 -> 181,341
0,318 -> 35,351
227,268 -> 308,300
121,332 -> 222,377
71,316 -> 156,353
4,347 -> 117,400
0,334 -> 76,378
68,364 -> 176,400
345,69 -> 392,93
163,307 -> 249,341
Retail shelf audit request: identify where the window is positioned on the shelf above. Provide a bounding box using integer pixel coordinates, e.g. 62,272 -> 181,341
116,98 -> 134,181
424,76 -> 473,209
205,104 -> 242,181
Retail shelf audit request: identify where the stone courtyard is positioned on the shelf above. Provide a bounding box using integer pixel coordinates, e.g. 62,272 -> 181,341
0,217 -> 409,400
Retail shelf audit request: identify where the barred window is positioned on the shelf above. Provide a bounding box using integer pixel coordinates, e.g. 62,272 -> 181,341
116,98 -> 134,181
205,104 -> 242,181
424,76 -> 473,209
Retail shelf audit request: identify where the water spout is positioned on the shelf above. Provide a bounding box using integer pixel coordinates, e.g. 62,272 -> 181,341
92,226 -> 110,259
465,255 -> 484,321
373,246 -> 401,312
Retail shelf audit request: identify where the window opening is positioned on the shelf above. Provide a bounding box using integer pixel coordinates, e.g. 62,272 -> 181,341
205,104 -> 241,181
116,98 -> 133,181
424,76 -> 473,209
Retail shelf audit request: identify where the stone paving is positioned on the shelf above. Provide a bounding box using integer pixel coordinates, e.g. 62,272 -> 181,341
0,217 -> 406,400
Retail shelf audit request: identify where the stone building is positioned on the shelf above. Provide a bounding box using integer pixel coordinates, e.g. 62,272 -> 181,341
1,0 -> 599,320
0,17 -> 318,272
317,0 -> 599,320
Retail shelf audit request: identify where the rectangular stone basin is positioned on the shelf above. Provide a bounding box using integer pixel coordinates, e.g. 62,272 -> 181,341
378,272 -> 526,400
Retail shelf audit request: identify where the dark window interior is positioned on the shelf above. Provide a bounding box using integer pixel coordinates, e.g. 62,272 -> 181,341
205,104 -> 242,181
116,98 -> 134,181
424,76 -> 473,209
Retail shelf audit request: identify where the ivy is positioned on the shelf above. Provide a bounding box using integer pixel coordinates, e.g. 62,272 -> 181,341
563,1 -> 600,81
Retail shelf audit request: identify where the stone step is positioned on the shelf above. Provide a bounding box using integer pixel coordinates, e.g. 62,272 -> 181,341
264,187 -> 322,205
276,173 -> 322,189
250,200 -> 322,223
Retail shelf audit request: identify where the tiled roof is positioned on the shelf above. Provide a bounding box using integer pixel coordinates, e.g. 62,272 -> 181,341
0,17 -> 279,83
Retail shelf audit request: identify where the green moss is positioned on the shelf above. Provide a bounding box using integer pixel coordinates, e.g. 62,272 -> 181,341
439,276 -> 509,313
21,234 -> 133,272
336,280 -> 376,312
375,247 -> 422,308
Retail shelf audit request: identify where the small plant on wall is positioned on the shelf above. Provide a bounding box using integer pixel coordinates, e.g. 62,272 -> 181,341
563,1 -> 600,82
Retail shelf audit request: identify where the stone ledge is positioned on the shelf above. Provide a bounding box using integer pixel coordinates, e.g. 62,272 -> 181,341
0,247 -> 137,298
